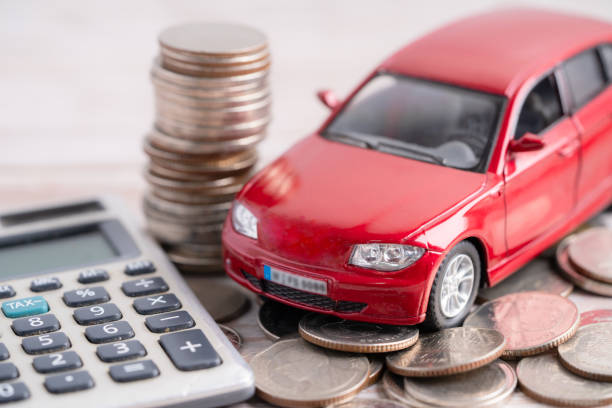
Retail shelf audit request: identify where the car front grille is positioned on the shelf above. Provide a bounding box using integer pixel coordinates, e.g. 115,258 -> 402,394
241,270 -> 367,314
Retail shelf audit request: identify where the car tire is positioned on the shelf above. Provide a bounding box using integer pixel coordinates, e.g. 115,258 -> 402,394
423,241 -> 481,330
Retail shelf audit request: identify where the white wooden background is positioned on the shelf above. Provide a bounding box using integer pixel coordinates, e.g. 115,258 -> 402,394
2,1 -> 612,406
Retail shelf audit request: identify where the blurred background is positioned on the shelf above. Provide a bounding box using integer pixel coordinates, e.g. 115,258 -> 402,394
1,0 -> 611,213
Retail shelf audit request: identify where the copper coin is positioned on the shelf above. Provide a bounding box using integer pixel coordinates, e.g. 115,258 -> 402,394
185,277 -> 250,323
386,327 -> 506,377
558,322 -> 612,381
517,353 -> 612,407
568,227 -> 612,283
218,324 -> 242,350
580,309 -> 612,327
463,292 -> 579,358
298,313 -> 419,353
477,258 -> 573,303
257,300 -> 307,341
556,236 -> 612,296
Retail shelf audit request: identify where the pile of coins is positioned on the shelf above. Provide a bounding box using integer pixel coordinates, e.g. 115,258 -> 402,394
143,22 -> 270,273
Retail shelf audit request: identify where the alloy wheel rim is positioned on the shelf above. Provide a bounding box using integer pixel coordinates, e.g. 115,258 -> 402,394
440,253 -> 475,318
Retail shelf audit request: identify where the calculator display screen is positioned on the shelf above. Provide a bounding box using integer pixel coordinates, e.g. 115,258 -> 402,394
0,228 -> 118,278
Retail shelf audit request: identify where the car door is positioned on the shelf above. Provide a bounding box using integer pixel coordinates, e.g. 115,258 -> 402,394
503,71 -> 580,255
564,47 -> 612,205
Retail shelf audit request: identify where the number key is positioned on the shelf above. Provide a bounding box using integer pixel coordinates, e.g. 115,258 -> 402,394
22,332 -> 71,355
0,382 -> 30,403
12,314 -> 60,336
63,286 -> 110,307
73,303 -> 122,325
96,340 -> 146,362
85,321 -> 134,344
33,351 -> 83,373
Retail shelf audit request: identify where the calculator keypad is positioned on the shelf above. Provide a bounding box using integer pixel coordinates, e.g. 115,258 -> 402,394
22,332 -> 71,355
145,311 -> 195,333
96,340 -> 147,362
63,286 -> 110,307
109,359 -> 159,382
30,277 -> 62,292
121,277 -> 169,297
133,293 -> 181,315
12,314 -> 60,336
85,321 -> 135,344
73,303 -> 122,325
0,362 -> 19,381
44,370 -> 94,394
0,382 -> 30,403
159,329 -> 221,371
33,351 -> 83,373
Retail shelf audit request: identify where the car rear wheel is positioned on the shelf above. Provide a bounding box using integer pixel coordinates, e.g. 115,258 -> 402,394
423,241 -> 480,330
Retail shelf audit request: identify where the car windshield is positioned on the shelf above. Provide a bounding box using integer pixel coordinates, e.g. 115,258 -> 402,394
322,73 -> 505,172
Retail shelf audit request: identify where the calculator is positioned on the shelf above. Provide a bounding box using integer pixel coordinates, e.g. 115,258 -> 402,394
0,197 -> 254,407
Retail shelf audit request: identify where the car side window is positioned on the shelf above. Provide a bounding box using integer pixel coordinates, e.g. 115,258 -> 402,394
563,49 -> 606,109
598,44 -> 612,81
515,74 -> 563,139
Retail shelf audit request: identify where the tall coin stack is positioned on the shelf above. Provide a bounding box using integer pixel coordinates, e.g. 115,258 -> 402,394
143,22 -> 270,273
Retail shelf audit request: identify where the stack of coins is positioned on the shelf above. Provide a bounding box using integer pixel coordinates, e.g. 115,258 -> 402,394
143,22 -> 270,273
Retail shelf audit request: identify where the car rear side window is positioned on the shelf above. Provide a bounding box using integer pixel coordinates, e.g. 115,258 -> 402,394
515,74 -> 563,139
563,49 -> 606,109
598,44 -> 612,81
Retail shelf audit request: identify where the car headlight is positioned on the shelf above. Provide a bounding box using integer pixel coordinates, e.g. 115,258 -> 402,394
232,201 -> 258,239
349,243 -> 425,271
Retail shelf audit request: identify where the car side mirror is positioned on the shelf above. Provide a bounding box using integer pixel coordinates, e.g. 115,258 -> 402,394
317,89 -> 339,110
508,133 -> 545,152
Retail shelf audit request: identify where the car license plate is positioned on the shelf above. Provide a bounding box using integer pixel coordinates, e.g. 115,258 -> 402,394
263,265 -> 328,295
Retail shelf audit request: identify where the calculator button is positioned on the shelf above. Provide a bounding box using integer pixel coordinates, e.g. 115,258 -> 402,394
22,332 -> 71,355
78,269 -> 109,284
0,363 -> 19,381
159,329 -> 221,371
44,370 -> 94,394
73,303 -> 122,325
133,293 -> 181,315
1,295 -> 48,318
63,287 -> 110,307
0,344 -> 9,361
33,351 -> 83,373
30,277 -> 62,292
0,286 -> 15,299
96,340 -> 146,362
145,310 -> 194,333
85,321 -> 134,344
109,359 -> 159,382
125,260 -> 156,276
121,277 -> 168,297
12,314 -> 60,336
0,382 -> 30,403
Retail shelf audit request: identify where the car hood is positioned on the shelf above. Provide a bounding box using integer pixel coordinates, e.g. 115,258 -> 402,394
239,135 -> 486,268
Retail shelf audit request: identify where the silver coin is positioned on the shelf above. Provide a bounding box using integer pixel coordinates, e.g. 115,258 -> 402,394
477,258 -> 573,302
365,357 -> 384,387
386,327 -> 506,377
517,353 -> 612,406
567,227 -> 612,283
160,45 -> 269,65
185,277 -> 250,322
257,300 -> 308,341
251,338 -> 369,408
155,101 -> 270,127
556,236 -> 612,296
146,216 -> 223,244
150,187 -> 236,205
382,371 -> 430,408
145,166 -> 249,191
558,322 -> 612,381
163,242 -> 222,258
330,398 -> 407,408
154,87 -> 269,109
144,193 -> 231,217
403,360 -> 516,408
298,313 -> 419,353
160,55 -> 270,78
152,73 -> 269,99
154,115 -> 269,140
218,324 -> 242,350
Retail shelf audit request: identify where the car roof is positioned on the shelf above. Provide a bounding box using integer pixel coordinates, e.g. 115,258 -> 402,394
380,8 -> 612,97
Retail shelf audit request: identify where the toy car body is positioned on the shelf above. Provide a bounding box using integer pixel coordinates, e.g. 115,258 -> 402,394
223,8 -> 612,328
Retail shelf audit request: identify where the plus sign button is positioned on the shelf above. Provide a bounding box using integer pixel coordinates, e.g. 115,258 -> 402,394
159,329 -> 221,371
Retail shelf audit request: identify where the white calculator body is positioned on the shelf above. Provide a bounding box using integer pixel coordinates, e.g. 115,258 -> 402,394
0,197 -> 254,407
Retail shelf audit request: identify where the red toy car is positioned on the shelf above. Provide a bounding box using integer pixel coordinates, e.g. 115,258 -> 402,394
223,8 -> 612,328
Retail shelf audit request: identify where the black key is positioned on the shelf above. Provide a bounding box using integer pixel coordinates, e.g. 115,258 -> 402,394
0,343 -> 9,361
124,260 -> 156,276
145,310 -> 195,333
96,340 -> 146,362
78,268 -> 109,284
109,359 -> 159,382
0,362 -> 18,381
12,313 -> 60,336
73,303 -> 122,325
159,329 -> 221,371
44,370 -> 94,394
121,277 -> 168,297
0,285 -> 15,299
33,351 -> 83,373
22,332 -> 71,355
0,382 -> 29,403
133,293 -> 181,315
85,321 -> 134,344
63,286 -> 110,307
30,277 -> 62,292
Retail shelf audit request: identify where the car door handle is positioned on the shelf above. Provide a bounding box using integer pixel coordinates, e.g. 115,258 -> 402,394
557,140 -> 579,158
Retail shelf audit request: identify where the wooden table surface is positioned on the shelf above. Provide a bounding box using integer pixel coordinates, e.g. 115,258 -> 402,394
3,1 -> 612,406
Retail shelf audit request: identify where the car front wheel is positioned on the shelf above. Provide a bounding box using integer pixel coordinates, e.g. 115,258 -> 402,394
423,241 -> 481,330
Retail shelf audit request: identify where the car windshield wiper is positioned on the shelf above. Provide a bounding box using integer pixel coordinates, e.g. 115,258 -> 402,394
324,131 -> 376,149
377,141 -> 447,166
